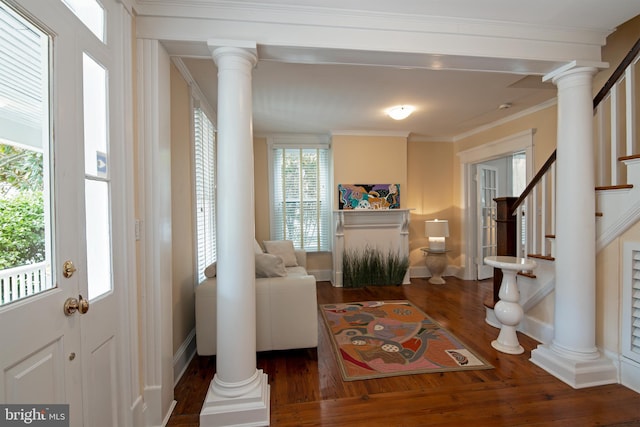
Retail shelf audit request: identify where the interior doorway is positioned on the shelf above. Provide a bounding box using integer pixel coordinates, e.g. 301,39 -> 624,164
473,152 -> 527,280
458,129 -> 534,281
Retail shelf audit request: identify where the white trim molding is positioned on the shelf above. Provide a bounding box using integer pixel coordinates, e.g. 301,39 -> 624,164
137,38 -> 176,426
134,1 -> 610,77
173,329 -> 197,386
457,129 -> 535,279
331,130 -> 410,138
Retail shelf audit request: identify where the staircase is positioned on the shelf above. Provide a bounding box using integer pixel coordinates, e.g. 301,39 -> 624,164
489,39 -> 640,378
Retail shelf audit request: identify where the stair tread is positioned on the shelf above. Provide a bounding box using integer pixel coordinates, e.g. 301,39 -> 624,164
595,184 -> 633,191
528,253 -> 555,261
619,154 -> 640,161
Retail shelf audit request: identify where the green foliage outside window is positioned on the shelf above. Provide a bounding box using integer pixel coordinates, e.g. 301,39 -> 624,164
0,191 -> 45,269
0,144 -> 45,269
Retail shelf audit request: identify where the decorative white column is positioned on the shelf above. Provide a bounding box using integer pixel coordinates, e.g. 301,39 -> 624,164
530,65 -> 616,388
200,40 -> 270,426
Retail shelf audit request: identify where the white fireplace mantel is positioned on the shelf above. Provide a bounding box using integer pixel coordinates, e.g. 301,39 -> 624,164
332,209 -> 412,287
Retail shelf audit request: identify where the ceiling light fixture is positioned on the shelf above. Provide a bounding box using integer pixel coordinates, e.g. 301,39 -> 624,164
387,105 -> 415,120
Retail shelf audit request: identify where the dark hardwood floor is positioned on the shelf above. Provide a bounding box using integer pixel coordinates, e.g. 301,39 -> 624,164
168,277 -> 640,426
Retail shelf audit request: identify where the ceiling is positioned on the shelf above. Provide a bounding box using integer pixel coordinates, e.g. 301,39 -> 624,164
147,1 -> 640,141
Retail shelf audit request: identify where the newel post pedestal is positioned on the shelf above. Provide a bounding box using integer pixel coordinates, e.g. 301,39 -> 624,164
488,197 -> 518,307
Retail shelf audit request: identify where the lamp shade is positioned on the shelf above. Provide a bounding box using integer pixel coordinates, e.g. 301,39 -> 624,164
425,219 -> 449,251
424,219 -> 449,238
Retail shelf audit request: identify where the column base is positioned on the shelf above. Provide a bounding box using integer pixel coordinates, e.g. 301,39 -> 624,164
200,370 -> 270,427
530,344 -> 617,389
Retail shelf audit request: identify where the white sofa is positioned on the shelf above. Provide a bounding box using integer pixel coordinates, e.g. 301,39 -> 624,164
195,247 -> 318,355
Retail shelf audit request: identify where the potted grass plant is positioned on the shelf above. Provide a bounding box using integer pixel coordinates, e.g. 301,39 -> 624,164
342,246 -> 409,288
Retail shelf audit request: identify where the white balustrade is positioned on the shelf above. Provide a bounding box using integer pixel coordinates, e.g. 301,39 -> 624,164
0,262 -> 52,305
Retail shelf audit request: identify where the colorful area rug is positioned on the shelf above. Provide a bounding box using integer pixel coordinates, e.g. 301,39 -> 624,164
320,300 -> 493,381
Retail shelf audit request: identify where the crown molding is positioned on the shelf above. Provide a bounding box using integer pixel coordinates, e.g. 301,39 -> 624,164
453,98 -> 557,142
331,130 -> 410,138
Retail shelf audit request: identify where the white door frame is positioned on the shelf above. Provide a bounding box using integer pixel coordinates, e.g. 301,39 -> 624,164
106,3 -> 141,426
457,129 -> 535,280
476,163 -> 499,280
136,38 -> 176,426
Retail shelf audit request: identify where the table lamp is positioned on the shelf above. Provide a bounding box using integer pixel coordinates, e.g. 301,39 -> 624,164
425,219 -> 449,252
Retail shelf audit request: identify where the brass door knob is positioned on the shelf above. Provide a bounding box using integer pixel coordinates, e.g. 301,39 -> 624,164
63,295 -> 89,316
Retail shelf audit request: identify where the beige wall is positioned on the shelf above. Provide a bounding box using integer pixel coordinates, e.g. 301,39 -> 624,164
170,64 -> 196,354
331,134 -> 408,209
406,139 -> 455,267
253,137 -> 270,246
451,106 -> 558,269
594,15 -> 640,94
332,134 -> 409,270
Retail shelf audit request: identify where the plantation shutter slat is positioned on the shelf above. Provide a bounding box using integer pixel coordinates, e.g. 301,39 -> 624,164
194,108 -> 216,283
625,249 -> 640,360
270,138 -> 330,252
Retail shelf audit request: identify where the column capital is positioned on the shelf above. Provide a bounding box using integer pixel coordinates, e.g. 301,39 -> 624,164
207,39 -> 258,67
543,60 -> 606,84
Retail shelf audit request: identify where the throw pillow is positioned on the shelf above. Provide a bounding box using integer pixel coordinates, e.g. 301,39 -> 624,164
263,240 -> 298,267
204,261 -> 217,278
255,253 -> 287,278
254,239 -> 264,254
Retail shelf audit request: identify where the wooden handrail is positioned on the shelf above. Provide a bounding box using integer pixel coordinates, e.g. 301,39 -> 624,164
593,37 -> 640,109
509,150 -> 556,215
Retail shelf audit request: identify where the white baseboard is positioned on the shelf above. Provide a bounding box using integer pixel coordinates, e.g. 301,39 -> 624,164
621,355 -> 640,393
173,328 -> 197,386
308,269 -> 332,282
162,400 -> 177,427
520,314 -> 554,345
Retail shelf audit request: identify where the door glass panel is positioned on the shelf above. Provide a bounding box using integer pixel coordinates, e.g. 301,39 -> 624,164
0,3 -> 53,306
61,0 -> 105,42
82,53 -> 112,300
84,180 -> 111,299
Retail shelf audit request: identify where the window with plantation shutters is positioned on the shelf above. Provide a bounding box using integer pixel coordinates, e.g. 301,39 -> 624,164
268,136 -> 331,252
194,108 -> 216,283
623,243 -> 640,364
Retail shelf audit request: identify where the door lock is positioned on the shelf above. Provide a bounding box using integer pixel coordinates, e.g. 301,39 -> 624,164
63,295 -> 89,316
62,260 -> 77,278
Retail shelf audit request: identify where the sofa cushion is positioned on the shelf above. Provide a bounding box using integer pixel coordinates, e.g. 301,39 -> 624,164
285,266 -> 308,277
254,239 -> 264,254
263,240 -> 298,267
255,253 -> 287,278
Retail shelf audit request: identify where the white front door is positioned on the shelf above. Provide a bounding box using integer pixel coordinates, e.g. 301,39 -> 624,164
0,1 -> 129,425
476,164 -> 498,280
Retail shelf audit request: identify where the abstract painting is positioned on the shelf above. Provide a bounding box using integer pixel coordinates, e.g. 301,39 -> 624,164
338,184 -> 400,210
